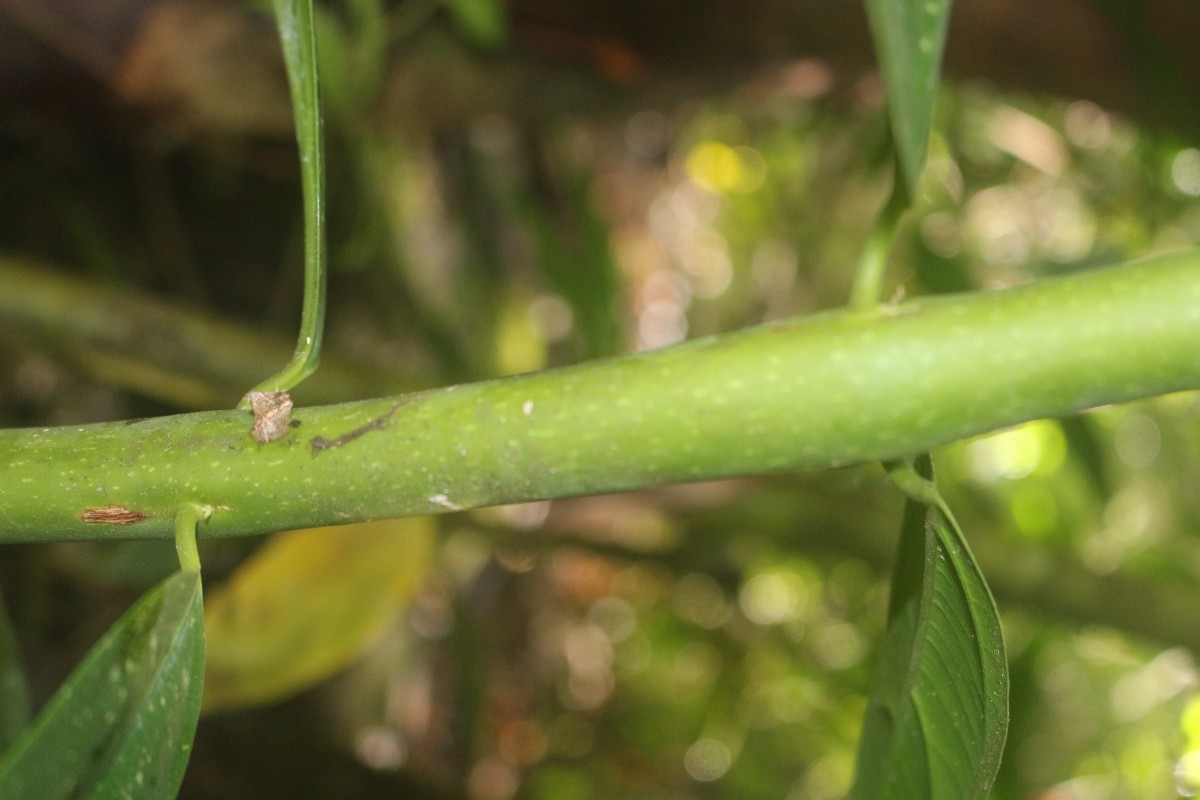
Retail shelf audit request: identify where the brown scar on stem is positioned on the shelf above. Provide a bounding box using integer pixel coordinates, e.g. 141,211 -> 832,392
310,400 -> 409,456
81,505 -> 151,524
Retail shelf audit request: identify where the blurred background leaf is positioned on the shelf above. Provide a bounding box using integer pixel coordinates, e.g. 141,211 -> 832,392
443,0 -> 507,50
0,594 -> 31,754
203,518 -> 434,714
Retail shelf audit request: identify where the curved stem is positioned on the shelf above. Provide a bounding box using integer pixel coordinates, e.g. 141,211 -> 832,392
174,504 -> 210,573
849,180 -> 908,311
246,0 -> 326,400
884,456 -> 942,507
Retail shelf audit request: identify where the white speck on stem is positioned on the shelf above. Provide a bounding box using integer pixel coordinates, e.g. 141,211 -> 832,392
523,400 -> 534,416
429,493 -> 463,511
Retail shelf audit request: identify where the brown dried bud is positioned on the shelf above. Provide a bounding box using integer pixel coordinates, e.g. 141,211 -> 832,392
246,390 -> 293,443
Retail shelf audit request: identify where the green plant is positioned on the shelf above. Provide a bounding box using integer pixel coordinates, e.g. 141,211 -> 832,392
1,0 -> 1198,797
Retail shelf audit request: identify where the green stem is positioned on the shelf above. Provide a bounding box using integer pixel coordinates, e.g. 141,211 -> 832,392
174,504 -> 208,573
248,0 -> 326,399
884,456 -> 947,514
849,181 -> 907,311
0,251 -> 1197,543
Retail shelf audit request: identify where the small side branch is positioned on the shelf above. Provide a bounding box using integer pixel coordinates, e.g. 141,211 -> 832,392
174,504 -> 211,573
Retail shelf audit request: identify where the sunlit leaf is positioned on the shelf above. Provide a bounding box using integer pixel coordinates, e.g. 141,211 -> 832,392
865,0 -> 953,198
0,570 -> 204,799
850,454 -> 1008,799
0,593 -> 30,754
202,518 -> 434,713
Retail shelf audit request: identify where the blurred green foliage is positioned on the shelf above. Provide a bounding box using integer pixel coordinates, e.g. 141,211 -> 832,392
1,1 -> 1200,798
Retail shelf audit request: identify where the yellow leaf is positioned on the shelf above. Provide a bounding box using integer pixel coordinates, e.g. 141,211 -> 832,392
202,517 -> 433,713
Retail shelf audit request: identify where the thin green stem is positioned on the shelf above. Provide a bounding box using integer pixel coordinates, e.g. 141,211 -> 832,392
849,180 -> 908,311
247,0 -> 327,400
884,457 -> 940,506
884,454 -> 963,534
173,504 -> 209,573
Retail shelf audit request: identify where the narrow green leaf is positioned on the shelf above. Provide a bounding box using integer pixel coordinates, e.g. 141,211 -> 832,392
850,454 -> 1007,799
0,570 -> 204,799
0,594 -> 31,754
865,0 -> 953,199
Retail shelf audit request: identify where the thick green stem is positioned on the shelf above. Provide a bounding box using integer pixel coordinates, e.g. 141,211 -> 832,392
0,252 -> 1197,543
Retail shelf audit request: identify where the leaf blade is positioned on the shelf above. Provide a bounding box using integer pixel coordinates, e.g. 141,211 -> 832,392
850,455 -> 1007,799
865,0 -> 953,198
0,593 -> 31,754
0,570 -> 204,799
202,518 -> 433,713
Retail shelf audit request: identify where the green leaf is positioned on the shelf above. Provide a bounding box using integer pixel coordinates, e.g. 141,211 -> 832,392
0,570 -> 204,799
0,593 -> 31,754
202,518 -> 433,713
865,0 -> 953,199
850,454 -> 1007,799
